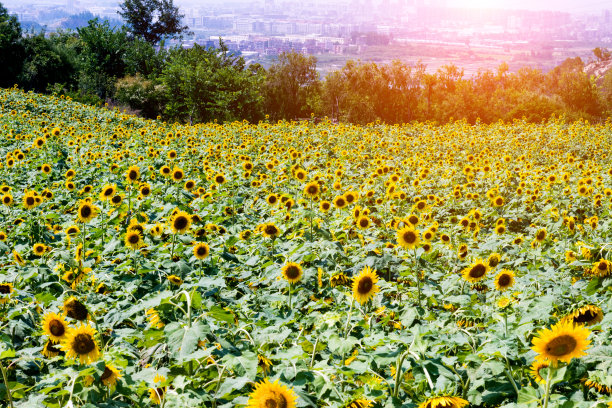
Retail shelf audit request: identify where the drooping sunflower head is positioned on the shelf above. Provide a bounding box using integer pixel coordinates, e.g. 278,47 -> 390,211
65,225 -> 80,236
529,360 -> 549,385
562,305 -> 603,327
461,259 -> 489,283
534,228 -> 547,242
63,297 -> 89,321
591,259 -> 610,277
42,339 -> 62,358
397,226 -> 420,249
167,275 -> 183,286
193,242 -> 210,260
417,395 -> 469,408
494,269 -> 515,291
531,320 -> 591,365
282,262 -> 303,284
170,210 -> 191,234
99,364 -> 122,388
352,266 -> 379,305
487,252 -> 501,268
42,312 -> 69,343
246,378 -> 297,408
61,323 -> 100,364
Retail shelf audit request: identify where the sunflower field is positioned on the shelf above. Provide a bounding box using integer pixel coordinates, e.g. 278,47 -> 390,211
1,86 -> 612,408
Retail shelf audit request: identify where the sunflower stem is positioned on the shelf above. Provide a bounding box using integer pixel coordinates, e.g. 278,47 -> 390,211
310,336 -> 319,368
211,365 -> 226,408
344,298 -> 354,339
0,361 -> 14,408
288,283 -> 293,309
393,350 -> 409,398
542,364 -> 555,408
170,233 -> 177,260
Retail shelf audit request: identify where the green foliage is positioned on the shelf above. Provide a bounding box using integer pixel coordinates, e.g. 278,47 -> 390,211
263,51 -> 320,120
0,2 -> 23,88
115,74 -> 165,118
160,42 -> 264,123
119,0 -> 190,44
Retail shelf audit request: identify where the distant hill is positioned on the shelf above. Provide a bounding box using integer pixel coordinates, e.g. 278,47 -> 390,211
584,59 -> 612,84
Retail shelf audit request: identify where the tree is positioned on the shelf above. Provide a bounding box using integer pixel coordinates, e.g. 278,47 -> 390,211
0,2 -> 24,87
593,47 -> 611,62
262,51 -> 320,120
119,0 -> 189,44
161,42 -> 264,123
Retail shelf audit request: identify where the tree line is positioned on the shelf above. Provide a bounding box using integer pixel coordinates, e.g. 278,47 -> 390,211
2,2 -> 612,124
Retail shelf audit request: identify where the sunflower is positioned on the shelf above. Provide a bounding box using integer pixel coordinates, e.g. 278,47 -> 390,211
42,340 -> 62,358
356,215 -> 371,229
23,191 -> 38,209
214,173 -> 226,184
417,395 -> 469,408
13,250 -> 25,266
149,374 -> 167,404
170,210 -> 191,234
139,183 -> 151,197
303,181 -> 320,198
33,243 -> 47,256
150,224 -> 164,237
266,194 -> 278,205
562,305 -> 603,327
41,163 -> 51,174
333,195 -> 347,209
110,194 -> 123,206
330,272 -> 351,287
319,200 -> 331,212
258,354 -> 273,375
42,312 -> 69,342
0,282 -> 13,304
171,166 -> 184,182
65,225 -> 80,236
461,259 -> 490,283
99,364 -> 121,388
530,360 -> 549,384
397,226 -> 420,249
126,165 -> 140,183
352,266 -> 379,304
591,259 -> 610,277
193,242 -> 210,260
125,231 -> 143,249
494,269 -> 515,291
167,275 -> 183,286
531,320 -> 591,365
184,179 -> 195,191
534,228 -> 547,243
61,323 -> 100,364
246,378 -> 297,408
160,165 -> 171,177
77,200 -> 98,223
262,223 -> 280,239
2,194 -> 13,206
0,231 -> 6,241
146,308 -> 164,329
487,253 -> 501,268
282,262 -> 303,284
347,400 -> 373,408
63,297 -> 89,321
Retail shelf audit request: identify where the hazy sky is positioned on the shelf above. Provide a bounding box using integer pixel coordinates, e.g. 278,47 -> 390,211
445,0 -> 610,12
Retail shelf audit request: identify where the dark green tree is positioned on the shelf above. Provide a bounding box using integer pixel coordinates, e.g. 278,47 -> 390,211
0,2 -> 23,87
119,0 -> 189,44
161,42 -> 263,123
263,51 -> 320,120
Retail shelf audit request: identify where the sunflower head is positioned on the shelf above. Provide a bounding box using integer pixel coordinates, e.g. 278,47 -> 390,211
63,297 -> 89,321
42,340 -> 62,358
126,165 -> 140,183
42,312 -> 69,343
193,242 -> 210,260
529,360 -> 549,384
167,275 -> 183,286
61,323 -> 100,364
125,231 -> 143,249
494,269 -> 515,291
303,181 -> 320,198
77,200 -> 98,223
33,243 -> 47,256
99,364 -> 122,388
262,223 -> 280,239
356,215 -> 371,230
352,266 -> 379,305
246,378 -> 297,408
461,259 -> 489,283
170,210 -> 191,234
417,395 -> 469,408
397,226 -> 420,249
531,320 -> 591,365
282,262 -> 303,284
562,305 -> 603,327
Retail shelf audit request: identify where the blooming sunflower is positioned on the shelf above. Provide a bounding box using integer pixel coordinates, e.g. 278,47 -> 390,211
531,320 -> 591,365
461,259 -> 489,283
99,184 -> 117,201
77,200 -> 98,223
397,225 -> 420,249
0,282 -> 13,304
126,165 -> 140,183
63,297 -> 89,321
356,215 -> 371,229
42,312 -> 69,343
319,200 -> 331,212
534,228 -> 547,243
125,231 -> 143,249
171,166 -> 184,182
246,378 -> 297,408
262,223 -> 280,239
494,269 -> 515,291
590,259 -> 610,277
149,374 -> 167,404
23,191 -> 38,209
282,262 -> 303,284
562,305 -> 603,327
487,253 -> 501,268
352,266 -> 379,304
61,323 -> 100,364
99,364 -> 121,388
170,210 -> 191,234
530,360 -> 549,384
193,242 -> 210,260
303,181 -> 320,198
347,399 -> 373,408
333,195 -> 347,209
418,395 -> 469,408
33,243 -> 47,256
